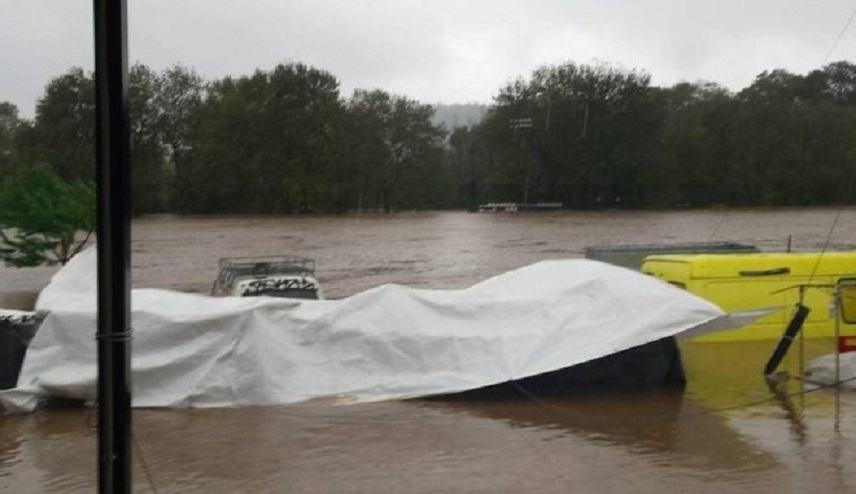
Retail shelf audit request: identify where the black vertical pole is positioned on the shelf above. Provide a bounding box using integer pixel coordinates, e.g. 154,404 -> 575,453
93,1 -> 132,493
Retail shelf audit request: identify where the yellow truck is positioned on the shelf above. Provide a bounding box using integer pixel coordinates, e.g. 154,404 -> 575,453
641,252 -> 856,343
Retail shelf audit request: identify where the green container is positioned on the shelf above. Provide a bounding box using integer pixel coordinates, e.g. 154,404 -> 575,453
584,242 -> 759,270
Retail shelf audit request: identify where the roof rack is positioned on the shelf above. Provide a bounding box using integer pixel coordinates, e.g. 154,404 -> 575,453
212,256 -> 320,297
217,256 -> 315,285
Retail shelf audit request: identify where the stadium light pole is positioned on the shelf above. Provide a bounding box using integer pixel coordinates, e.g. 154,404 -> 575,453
93,0 -> 133,492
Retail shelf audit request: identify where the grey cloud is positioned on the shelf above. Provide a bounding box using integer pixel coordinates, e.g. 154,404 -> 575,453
2,0 -> 856,117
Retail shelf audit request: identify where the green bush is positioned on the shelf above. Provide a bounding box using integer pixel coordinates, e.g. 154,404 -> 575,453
0,167 -> 95,267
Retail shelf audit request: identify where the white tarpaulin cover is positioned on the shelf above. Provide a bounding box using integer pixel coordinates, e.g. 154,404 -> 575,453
2,248 -> 747,413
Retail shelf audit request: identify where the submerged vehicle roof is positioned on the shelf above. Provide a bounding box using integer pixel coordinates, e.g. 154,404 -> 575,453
218,256 -> 315,274
217,256 -> 316,284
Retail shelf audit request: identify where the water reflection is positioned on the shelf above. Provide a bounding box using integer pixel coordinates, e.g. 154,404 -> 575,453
2,371 -> 855,492
430,389 -> 777,473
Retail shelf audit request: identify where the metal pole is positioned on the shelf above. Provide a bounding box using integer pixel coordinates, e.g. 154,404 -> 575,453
798,286 -> 805,412
542,94 -> 551,132
834,285 -> 841,431
93,0 -> 132,492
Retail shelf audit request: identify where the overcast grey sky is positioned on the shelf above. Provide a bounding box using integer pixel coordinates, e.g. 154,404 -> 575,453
3,0 -> 856,117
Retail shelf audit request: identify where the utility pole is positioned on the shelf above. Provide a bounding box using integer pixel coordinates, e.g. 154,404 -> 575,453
93,0 -> 132,492
509,117 -> 532,204
537,93 -> 552,203
541,93 -> 551,132
509,92 -> 552,206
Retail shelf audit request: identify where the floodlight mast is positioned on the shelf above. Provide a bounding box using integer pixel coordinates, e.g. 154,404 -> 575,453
93,0 -> 132,492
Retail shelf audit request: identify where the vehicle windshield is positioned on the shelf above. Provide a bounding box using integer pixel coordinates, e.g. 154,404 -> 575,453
841,280 -> 856,324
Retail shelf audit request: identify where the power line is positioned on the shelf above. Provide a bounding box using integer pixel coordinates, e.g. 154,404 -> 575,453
708,2 -> 856,250
808,182 -> 856,286
822,4 -> 856,65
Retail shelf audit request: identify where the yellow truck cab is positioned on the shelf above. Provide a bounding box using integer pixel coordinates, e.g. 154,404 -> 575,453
641,252 -> 856,342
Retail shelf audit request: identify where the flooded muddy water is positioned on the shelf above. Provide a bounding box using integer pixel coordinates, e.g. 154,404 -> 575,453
2,209 -> 856,492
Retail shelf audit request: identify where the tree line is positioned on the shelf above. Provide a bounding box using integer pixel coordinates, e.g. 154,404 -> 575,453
2,60 -> 856,214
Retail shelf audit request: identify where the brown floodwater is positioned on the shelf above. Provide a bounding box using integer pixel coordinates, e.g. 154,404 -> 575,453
2,209 -> 856,492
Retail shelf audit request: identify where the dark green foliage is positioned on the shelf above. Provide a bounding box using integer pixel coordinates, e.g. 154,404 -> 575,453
15,65 -> 204,215
467,61 -> 856,209
129,64 -> 167,214
30,68 -> 96,183
4,60 -> 856,215
176,64 -> 348,213
344,90 -> 447,212
447,126 -> 490,210
127,64 -> 204,214
0,102 -> 22,177
474,63 -> 662,208
0,167 -> 95,266
174,66 -> 448,213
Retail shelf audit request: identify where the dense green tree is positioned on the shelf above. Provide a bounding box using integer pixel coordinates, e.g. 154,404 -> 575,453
128,64 -> 168,213
15,65 -> 205,215
447,125 -> 491,210
30,68 -> 95,183
728,65 -> 856,206
467,61 -> 856,209
178,63 -> 345,213
345,90 -> 446,212
477,62 -> 661,208
154,65 -> 205,211
0,167 -> 94,266
650,82 -> 736,207
0,102 -> 21,177
6,59 -> 856,214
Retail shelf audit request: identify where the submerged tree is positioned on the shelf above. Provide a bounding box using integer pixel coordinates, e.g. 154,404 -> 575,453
0,167 -> 95,267
479,62 -> 661,208
0,102 -> 22,177
177,63 -> 346,213
8,59 -> 856,214
346,89 -> 446,212
30,68 -> 96,183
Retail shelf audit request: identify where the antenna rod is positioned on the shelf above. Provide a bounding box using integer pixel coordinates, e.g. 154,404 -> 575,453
93,0 -> 132,492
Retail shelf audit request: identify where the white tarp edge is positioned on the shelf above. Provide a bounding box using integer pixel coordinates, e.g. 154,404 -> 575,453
2,248 -> 747,413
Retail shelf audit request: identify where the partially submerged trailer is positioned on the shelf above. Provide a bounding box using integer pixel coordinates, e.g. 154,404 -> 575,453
642,252 -> 856,342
